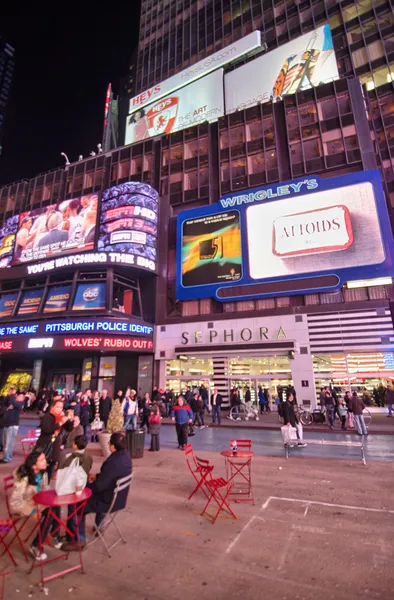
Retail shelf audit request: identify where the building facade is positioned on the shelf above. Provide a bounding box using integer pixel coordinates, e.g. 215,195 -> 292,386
0,38 -> 14,156
0,0 -> 393,402
133,0 -> 394,406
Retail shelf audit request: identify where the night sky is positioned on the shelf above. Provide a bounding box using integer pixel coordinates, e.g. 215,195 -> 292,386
0,6 -> 141,186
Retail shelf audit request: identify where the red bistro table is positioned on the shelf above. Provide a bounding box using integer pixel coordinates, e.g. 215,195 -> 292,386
220,450 -> 255,504
30,488 -> 91,585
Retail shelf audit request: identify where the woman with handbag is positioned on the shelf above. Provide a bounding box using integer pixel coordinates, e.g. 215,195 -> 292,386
10,450 -> 62,560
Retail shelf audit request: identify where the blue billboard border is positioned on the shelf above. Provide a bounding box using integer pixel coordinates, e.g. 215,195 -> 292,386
176,169 -> 394,302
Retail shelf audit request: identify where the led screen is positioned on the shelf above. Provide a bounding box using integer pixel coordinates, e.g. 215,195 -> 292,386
0,292 -> 18,318
17,289 -> 44,315
98,181 -> 158,273
12,194 -> 98,265
181,211 -> 242,287
43,285 -> 72,313
0,215 -> 18,269
246,182 -> 384,279
225,25 -> 339,114
176,170 -> 393,301
125,70 -> 224,145
72,282 -> 106,311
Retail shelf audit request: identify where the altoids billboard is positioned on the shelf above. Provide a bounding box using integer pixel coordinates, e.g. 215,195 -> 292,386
176,170 -> 393,301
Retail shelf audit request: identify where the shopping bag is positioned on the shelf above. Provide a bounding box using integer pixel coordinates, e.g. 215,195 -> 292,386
281,424 -> 298,444
91,417 -> 104,430
55,458 -> 87,496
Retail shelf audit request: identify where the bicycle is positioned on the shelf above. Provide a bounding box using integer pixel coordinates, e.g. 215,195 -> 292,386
278,404 -> 312,426
228,402 -> 260,422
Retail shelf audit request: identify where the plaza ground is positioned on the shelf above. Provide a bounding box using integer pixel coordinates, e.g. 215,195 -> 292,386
1,431 -> 394,600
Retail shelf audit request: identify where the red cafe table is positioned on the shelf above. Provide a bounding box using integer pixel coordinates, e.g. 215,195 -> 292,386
30,488 -> 92,585
220,450 -> 255,504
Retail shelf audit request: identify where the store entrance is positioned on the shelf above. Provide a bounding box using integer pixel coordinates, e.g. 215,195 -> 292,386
230,376 -> 293,405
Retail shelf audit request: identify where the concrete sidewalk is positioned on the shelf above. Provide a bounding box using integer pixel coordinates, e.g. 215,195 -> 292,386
159,410 -> 394,435
20,409 -> 394,434
1,446 -> 393,600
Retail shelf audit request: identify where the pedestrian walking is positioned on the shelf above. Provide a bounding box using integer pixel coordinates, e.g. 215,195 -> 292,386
230,388 -> 241,420
349,392 -> 368,435
1,389 -> 24,463
324,390 -> 335,429
338,397 -> 347,430
171,396 -> 193,450
210,388 -> 222,425
140,393 -> 151,431
258,386 -> 267,414
99,389 -> 111,429
148,406 -> 161,452
280,393 -> 307,446
79,395 -> 91,435
385,384 -> 394,417
122,389 -> 138,430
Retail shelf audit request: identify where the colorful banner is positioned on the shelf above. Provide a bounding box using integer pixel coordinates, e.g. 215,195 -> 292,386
225,25 -> 339,113
17,289 -> 44,315
0,292 -> 18,318
12,194 -> 98,265
125,70 -> 224,145
43,285 -> 72,313
0,215 -> 18,269
181,211 -> 242,287
176,170 -> 393,301
72,282 -> 106,311
98,181 -> 158,273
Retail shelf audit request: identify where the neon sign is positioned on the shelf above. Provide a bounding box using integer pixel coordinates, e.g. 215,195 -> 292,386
63,337 -> 153,350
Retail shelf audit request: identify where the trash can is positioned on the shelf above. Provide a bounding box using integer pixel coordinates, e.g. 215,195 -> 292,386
126,429 -> 145,459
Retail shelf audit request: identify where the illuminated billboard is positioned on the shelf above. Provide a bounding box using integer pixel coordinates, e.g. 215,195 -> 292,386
72,283 -> 106,311
43,285 -> 72,313
225,25 -> 339,114
98,181 -> 158,273
0,292 -> 18,318
0,215 -> 18,269
125,70 -> 224,145
17,289 -> 44,315
12,194 -> 98,265
129,31 -> 261,112
181,211 -> 242,287
176,170 -> 393,301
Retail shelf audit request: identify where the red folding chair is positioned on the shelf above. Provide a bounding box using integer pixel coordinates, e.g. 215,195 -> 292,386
184,444 -> 209,500
3,476 -> 34,563
233,439 -> 252,450
196,458 -> 237,525
21,429 -> 40,458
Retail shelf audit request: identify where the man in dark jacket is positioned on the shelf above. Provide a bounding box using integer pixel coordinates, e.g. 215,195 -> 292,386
0,394 -> 8,452
385,385 -> 394,417
210,388 -> 223,425
349,393 -> 368,435
63,432 -> 132,550
99,389 -> 112,428
1,389 -> 24,463
36,398 -> 69,476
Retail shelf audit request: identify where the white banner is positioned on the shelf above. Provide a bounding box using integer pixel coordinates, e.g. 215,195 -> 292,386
246,182 -> 385,280
129,31 -> 261,112
225,25 -> 339,114
125,70 -> 224,146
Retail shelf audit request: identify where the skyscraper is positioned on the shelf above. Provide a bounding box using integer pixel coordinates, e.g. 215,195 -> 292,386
0,38 -> 15,156
131,0 -> 394,404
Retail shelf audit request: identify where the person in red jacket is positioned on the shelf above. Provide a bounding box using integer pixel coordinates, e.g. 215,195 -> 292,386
170,396 -> 193,450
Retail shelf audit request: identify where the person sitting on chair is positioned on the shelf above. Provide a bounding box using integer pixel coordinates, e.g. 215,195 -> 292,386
62,432 -> 132,551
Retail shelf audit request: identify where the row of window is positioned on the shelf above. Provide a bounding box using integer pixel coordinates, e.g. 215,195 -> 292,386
171,284 -> 392,319
135,0 -> 393,91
